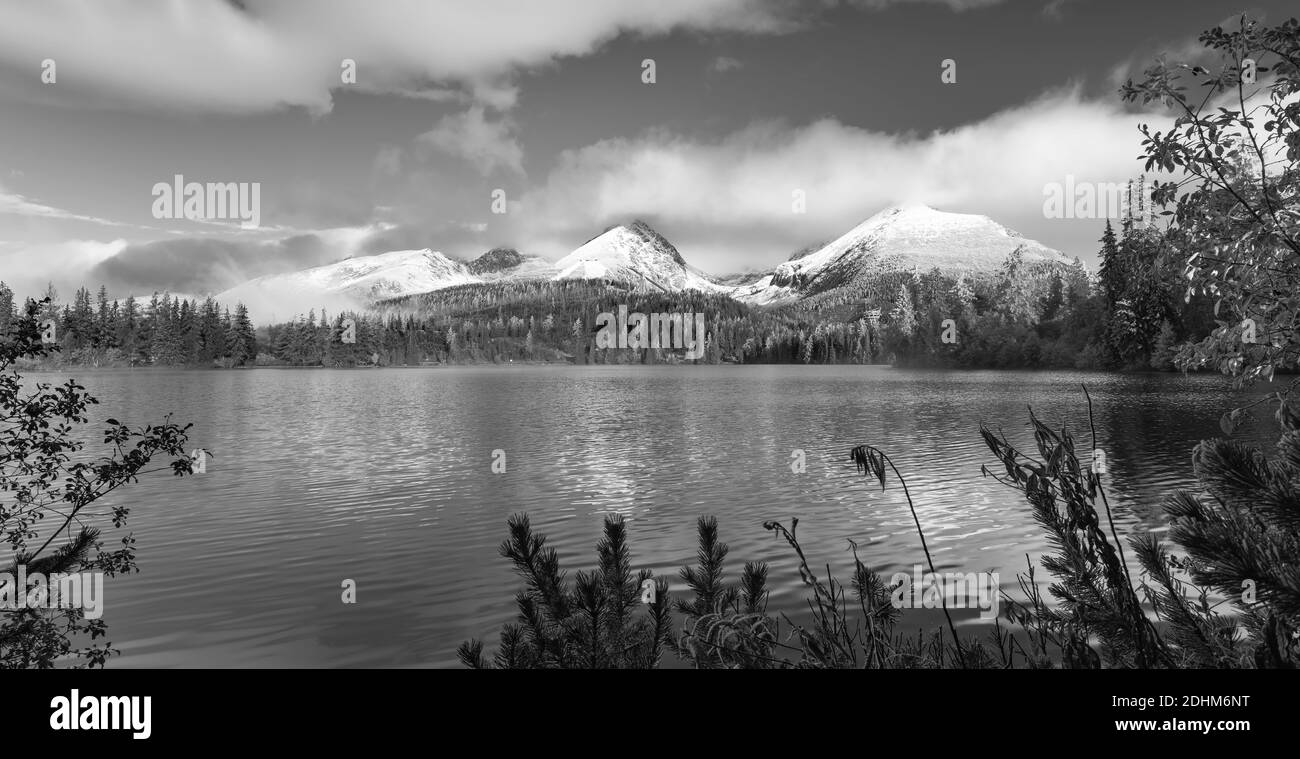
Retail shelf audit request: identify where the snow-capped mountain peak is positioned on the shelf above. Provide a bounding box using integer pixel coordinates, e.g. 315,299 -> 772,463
212,206 -> 1076,323
734,204 -> 1074,304
552,220 -> 723,292
319,248 -> 476,297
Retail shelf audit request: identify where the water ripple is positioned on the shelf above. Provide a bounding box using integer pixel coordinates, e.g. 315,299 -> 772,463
33,364 -> 1268,667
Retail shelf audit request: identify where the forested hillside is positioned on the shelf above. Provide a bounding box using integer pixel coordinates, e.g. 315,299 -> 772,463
2,181 -> 1223,372
256,188 -> 1223,371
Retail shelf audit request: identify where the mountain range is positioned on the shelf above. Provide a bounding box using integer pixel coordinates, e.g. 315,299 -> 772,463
731,204 -> 1075,304
214,204 -> 1081,322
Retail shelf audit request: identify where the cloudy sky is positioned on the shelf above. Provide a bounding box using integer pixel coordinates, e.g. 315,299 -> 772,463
0,0 -> 1290,301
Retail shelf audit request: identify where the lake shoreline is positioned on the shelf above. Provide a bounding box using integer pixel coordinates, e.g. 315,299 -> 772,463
16,360 -> 1214,376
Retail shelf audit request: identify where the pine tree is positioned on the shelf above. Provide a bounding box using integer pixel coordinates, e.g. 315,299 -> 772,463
1150,320 -> 1178,371
150,295 -> 185,365
198,297 -> 225,364
0,282 -> 13,334
273,320 -> 295,363
950,272 -> 974,318
571,318 -> 585,364
990,247 -> 1038,323
178,298 -> 198,362
892,283 -> 917,336
1097,221 -> 1124,306
1162,400 -> 1300,667
445,326 -> 458,361
67,287 -> 93,350
1106,299 -> 1140,364
231,304 -> 256,365
140,293 -> 160,364
39,282 -> 59,323
95,285 -> 113,349
1039,275 -> 1065,321
457,514 -> 675,669
221,307 -> 236,364
118,296 -> 140,364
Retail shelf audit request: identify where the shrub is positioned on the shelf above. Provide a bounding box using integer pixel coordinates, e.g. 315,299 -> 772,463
1,298 -> 199,668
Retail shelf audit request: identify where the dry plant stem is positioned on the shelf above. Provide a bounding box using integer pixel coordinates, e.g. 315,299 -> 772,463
888,451 -> 967,668
857,445 -> 967,668
1082,384 -> 1135,597
1082,384 -> 1170,667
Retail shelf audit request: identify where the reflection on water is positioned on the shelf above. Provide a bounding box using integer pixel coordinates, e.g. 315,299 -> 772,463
35,365 -> 1270,667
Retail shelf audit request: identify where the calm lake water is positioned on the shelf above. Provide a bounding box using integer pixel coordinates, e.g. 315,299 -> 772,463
29,365 -> 1272,667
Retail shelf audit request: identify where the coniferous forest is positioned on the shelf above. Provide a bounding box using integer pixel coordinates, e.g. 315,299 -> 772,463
0,285 -> 256,369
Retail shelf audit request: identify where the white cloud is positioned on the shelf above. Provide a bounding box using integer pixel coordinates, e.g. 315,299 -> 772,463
0,0 -> 1016,114
0,182 -> 144,229
0,0 -> 807,113
710,56 -> 744,73
846,0 -> 1005,10
4,87 -> 1164,295
417,106 -> 524,175
0,239 -> 128,298
508,86 -> 1158,269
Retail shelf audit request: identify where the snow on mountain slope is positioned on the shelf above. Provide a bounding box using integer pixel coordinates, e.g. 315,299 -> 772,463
552,220 -> 727,293
217,248 -> 479,323
212,206 -> 1074,323
733,204 -> 1075,304
489,255 -> 560,281
469,247 -> 559,280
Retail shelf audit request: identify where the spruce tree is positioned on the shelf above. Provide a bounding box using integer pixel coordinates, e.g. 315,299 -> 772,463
69,287 -> 93,351
892,283 -> 916,336
1150,320 -> 1178,370
1097,221 -> 1124,307
94,285 -> 113,349
232,304 -> 256,365
0,282 -> 13,334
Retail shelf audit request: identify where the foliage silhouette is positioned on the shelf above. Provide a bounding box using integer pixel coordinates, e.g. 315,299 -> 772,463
1,298 -> 200,668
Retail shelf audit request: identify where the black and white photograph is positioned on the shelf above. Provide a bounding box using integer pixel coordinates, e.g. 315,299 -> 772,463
0,0 -> 1295,743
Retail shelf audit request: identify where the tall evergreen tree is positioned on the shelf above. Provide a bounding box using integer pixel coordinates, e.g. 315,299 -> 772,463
67,287 -> 94,351
1097,221 -> 1124,307
0,281 -> 14,334
39,282 -> 59,323
892,283 -> 917,336
94,285 -> 113,349
197,297 -> 225,364
118,296 -> 140,363
231,303 -> 257,365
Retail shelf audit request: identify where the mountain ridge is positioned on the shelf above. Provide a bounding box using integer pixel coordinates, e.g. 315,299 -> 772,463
217,206 -> 1080,321
731,204 -> 1077,304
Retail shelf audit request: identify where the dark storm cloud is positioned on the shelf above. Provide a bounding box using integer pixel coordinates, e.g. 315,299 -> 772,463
90,234 -> 339,295
85,218 -> 503,298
